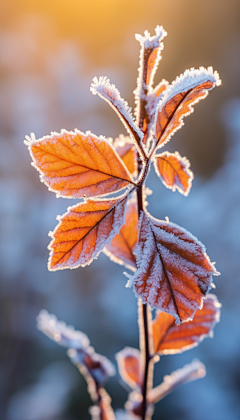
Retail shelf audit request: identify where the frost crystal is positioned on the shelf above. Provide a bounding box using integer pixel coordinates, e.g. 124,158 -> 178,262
37,310 -> 90,349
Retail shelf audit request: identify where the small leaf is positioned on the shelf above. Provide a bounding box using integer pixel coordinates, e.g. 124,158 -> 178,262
25,129 -> 134,199
148,359 -> 206,404
115,347 -> 141,389
153,151 -> 193,195
91,77 -> 143,148
115,135 -> 137,176
153,67 -> 221,152
152,294 -> 221,355
48,194 -> 129,270
104,199 -> 138,271
132,212 -> 218,325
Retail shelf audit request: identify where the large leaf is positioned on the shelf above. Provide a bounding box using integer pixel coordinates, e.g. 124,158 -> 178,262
115,347 -> 141,389
153,151 -> 193,196
152,294 -> 221,355
25,129 -> 134,199
48,194 -> 129,270
153,67 -> 221,152
104,199 -> 138,271
132,212 -> 218,324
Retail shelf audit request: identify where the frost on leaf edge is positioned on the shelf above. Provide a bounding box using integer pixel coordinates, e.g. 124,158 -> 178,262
154,294 -> 221,356
47,191 -> 131,271
153,66 -> 221,152
25,128 -> 134,200
153,151 -> 194,196
131,211 -> 219,325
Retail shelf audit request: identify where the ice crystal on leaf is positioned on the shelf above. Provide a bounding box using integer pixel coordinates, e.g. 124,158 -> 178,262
28,24 -> 221,420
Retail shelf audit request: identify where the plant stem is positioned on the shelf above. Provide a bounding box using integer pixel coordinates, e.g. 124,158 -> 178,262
137,186 -> 152,420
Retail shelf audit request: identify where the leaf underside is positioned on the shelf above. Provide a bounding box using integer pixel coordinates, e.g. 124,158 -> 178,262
152,294 -> 221,354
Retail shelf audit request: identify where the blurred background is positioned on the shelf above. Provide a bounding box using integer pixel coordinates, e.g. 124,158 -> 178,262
1,0 -> 240,419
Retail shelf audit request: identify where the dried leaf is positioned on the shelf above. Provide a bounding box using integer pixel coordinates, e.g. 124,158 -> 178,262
132,212 -> 218,325
115,347 -> 141,389
25,129 -> 134,199
48,194 -> 129,270
153,67 -> 221,152
153,151 -> 193,195
152,294 -> 221,355
148,359 -> 206,404
104,200 -> 138,271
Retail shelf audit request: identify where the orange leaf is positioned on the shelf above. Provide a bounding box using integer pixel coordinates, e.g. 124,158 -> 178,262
152,294 -> 221,355
115,347 -> 141,389
154,68 -> 221,151
132,212 -> 218,325
104,199 -> 138,271
153,152 -> 193,195
25,129 -> 134,199
115,136 -> 137,176
48,194 -> 129,271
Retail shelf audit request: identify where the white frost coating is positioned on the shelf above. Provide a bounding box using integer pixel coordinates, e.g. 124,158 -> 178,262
91,77 -> 143,143
68,347 -> 116,384
153,151 -> 194,196
37,310 -> 90,349
48,190 -> 132,271
134,26 -> 167,120
135,25 -> 167,50
132,211 -> 219,325
153,67 -> 221,152
115,347 -> 141,388
149,359 -> 206,404
25,128 -> 134,200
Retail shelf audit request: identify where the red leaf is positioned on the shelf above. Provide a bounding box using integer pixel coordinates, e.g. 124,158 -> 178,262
154,68 -> 221,152
153,151 -> 193,195
25,129 -> 134,199
116,347 -> 141,389
152,294 -> 221,355
104,199 -> 138,271
132,212 -> 218,325
48,194 -> 129,271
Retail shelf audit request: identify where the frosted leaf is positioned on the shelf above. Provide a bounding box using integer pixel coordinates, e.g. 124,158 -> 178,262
25,129 -> 134,199
91,77 -> 143,150
115,347 -> 141,389
153,151 -> 193,196
114,135 -> 137,177
153,67 -> 221,153
152,294 -> 221,355
48,192 -> 130,270
37,310 -> 89,349
132,212 -> 219,324
68,347 -> 115,385
148,359 -> 206,404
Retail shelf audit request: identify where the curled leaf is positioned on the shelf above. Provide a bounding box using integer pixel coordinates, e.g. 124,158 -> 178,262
104,199 -> 138,271
25,129 -> 134,199
48,194 -> 129,270
132,212 -> 218,325
115,347 -> 141,389
148,359 -> 206,404
153,151 -> 193,195
152,294 -> 221,355
153,67 -> 221,152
